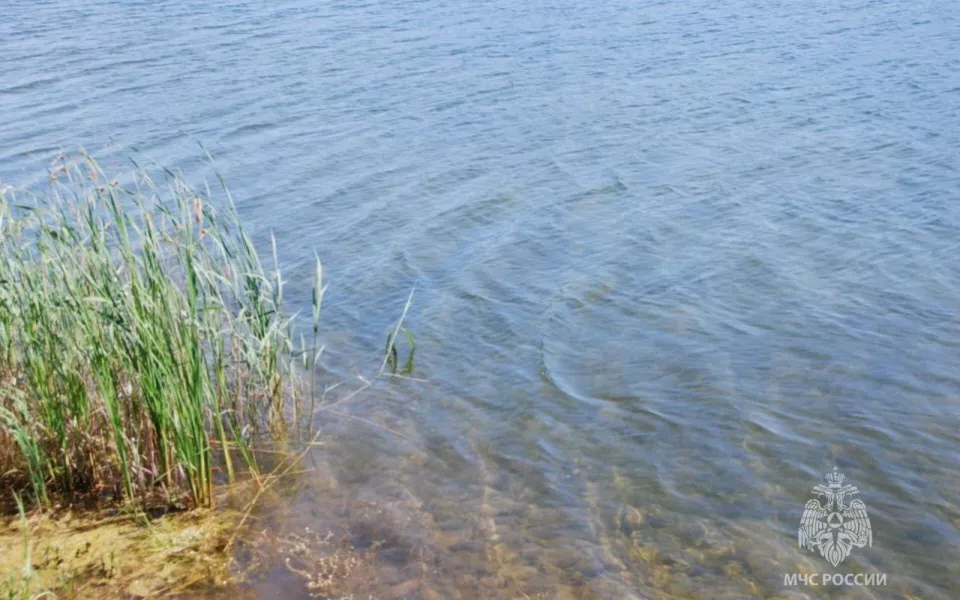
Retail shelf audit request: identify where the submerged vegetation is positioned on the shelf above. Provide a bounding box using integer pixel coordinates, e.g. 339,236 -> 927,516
0,152 -> 331,511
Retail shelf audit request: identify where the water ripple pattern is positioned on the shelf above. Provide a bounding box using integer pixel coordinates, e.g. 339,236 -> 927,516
3,0 -> 960,597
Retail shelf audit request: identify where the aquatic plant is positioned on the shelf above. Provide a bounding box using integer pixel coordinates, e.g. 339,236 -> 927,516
0,153 -> 324,510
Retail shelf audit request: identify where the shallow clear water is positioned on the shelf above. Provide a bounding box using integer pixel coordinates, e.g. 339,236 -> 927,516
3,0 -> 960,597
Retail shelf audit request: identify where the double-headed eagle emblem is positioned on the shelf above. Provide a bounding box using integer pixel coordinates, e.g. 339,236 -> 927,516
798,467 -> 872,566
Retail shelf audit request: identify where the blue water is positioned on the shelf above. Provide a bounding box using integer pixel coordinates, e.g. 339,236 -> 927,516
3,0 -> 960,597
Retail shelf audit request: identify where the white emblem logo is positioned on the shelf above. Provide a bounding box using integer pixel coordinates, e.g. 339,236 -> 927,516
798,467 -> 873,566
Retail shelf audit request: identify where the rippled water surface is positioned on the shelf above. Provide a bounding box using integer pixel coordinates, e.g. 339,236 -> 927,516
3,0 -> 960,597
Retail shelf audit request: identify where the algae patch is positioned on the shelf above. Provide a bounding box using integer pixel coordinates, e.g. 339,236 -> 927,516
0,508 -> 238,598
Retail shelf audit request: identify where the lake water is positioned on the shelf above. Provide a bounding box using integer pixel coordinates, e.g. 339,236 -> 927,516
3,0 -> 960,598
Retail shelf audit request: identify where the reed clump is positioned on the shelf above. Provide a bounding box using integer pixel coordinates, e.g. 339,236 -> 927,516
0,153 -> 321,511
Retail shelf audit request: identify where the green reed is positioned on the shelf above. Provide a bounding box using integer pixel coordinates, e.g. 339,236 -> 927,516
0,154 -> 320,510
